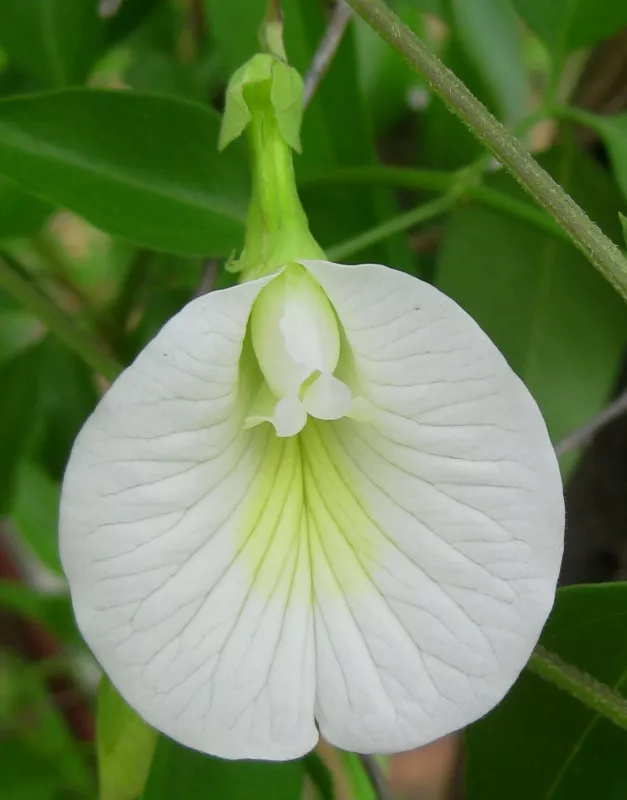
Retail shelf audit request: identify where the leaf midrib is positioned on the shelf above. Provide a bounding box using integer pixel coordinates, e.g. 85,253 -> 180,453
0,124 -> 246,224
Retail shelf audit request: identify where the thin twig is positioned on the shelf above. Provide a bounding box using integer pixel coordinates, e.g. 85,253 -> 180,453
555,387 -> 627,457
358,754 -> 392,800
193,258 -> 220,298
303,2 -> 352,108
327,194 -> 455,260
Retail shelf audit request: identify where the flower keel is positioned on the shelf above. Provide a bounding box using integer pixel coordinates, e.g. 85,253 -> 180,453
247,263 -> 355,436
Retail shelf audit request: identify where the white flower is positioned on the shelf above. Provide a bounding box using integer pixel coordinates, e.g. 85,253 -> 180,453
59,258 -> 564,761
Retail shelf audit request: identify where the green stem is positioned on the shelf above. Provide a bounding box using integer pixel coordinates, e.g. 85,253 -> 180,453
302,166 -> 570,243
529,645 -> 627,732
327,195 -> 455,261
343,0 -> 627,300
0,254 -> 122,382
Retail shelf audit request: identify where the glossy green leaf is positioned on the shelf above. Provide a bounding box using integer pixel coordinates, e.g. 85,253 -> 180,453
0,177 -> 52,239
0,90 -> 248,257
466,583 -> 627,799
0,580 -> 77,644
98,677 -> 157,800
620,211 -> 627,244
142,736 -> 305,800
0,349 -> 39,513
437,145 -> 627,462
513,0 -> 627,60
0,0 -> 103,87
10,461 -> 62,574
449,0 -> 526,124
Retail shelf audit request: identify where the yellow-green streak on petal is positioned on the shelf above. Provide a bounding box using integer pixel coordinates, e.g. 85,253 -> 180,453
237,418 -> 380,604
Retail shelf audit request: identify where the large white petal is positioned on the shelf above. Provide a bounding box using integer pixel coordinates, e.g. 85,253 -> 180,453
59,279 -> 318,760
300,259 -> 564,754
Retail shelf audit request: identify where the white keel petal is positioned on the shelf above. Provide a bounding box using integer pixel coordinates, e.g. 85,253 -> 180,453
60,279 -> 317,760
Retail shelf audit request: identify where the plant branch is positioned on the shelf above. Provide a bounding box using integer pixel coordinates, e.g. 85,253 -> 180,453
555,387 -> 627,457
302,165 -> 571,243
529,645 -> 627,732
303,2 -> 353,108
0,254 -> 122,382
327,195 -> 455,260
343,0 -> 627,300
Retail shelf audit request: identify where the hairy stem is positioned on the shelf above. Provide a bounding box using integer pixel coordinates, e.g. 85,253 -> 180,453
529,645 -> 627,732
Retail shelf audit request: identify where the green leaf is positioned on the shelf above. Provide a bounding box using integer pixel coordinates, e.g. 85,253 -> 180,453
513,0 -> 627,60
0,349 -> 39,513
10,461 -> 62,575
466,583 -> 627,799
0,90 -> 248,257
0,0 -> 103,87
449,0 -> 526,124
98,677 -> 157,800
572,112 -> 627,205
0,580 -> 77,644
125,52 -> 205,101
142,737 -> 305,800
437,145 -> 627,464
0,177 -> 52,239
620,211 -> 627,244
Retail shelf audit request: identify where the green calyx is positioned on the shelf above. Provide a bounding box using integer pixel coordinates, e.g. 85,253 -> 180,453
219,52 -> 325,283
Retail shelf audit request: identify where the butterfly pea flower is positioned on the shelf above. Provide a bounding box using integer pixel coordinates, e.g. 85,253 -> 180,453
60,50 -> 564,762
